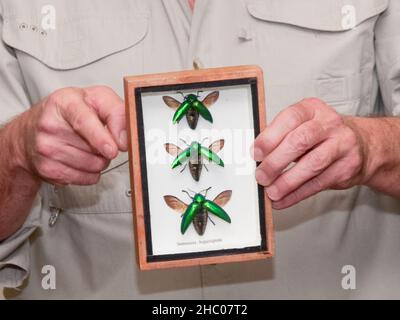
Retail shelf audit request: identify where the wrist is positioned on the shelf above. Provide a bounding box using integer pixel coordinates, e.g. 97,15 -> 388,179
344,116 -> 399,189
0,111 -> 41,186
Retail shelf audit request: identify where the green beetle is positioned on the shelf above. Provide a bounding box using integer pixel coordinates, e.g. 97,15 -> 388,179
163,91 -> 219,129
165,139 -> 224,181
164,188 -> 232,235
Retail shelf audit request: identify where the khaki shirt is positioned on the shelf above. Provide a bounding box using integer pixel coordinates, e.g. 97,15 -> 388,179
1,0 -> 400,299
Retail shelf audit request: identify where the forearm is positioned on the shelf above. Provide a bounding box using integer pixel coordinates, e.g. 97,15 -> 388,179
348,116 -> 400,197
0,113 -> 40,241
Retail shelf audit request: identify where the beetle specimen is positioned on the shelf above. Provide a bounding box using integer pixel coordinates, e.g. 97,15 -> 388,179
163,91 -> 219,129
164,139 -> 225,181
164,188 -> 232,235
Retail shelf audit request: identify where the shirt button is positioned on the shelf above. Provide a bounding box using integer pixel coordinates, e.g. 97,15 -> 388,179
193,58 -> 204,70
238,27 -> 254,41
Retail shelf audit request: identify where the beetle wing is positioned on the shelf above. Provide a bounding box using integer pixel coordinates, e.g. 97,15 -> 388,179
193,101 -> 213,123
200,146 -> 224,167
213,190 -> 232,207
208,139 -> 225,153
181,202 -> 201,234
164,195 -> 188,214
173,101 -> 191,123
164,143 -> 183,157
203,200 -> 231,223
202,91 -> 219,108
171,147 -> 191,168
162,96 -> 181,109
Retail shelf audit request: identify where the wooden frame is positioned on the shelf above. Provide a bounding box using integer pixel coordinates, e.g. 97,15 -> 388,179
124,65 -> 274,270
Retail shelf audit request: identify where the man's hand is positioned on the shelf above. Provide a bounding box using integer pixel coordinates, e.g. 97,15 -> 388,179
0,85 -> 127,240
16,86 -> 127,186
253,98 -> 368,209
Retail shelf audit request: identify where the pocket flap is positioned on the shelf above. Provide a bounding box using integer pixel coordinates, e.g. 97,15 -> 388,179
2,12 -> 148,70
247,0 -> 389,31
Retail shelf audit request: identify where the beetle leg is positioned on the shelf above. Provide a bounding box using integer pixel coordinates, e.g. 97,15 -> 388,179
180,163 -> 187,173
203,164 -> 209,172
208,215 -> 216,226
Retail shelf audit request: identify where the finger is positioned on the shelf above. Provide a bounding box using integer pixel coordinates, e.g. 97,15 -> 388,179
52,125 -> 96,154
37,136 -> 110,173
36,157 -> 101,186
83,86 -> 127,151
255,120 -> 326,186
265,138 -> 339,201
252,101 -> 315,161
271,157 -> 348,210
59,99 -> 118,160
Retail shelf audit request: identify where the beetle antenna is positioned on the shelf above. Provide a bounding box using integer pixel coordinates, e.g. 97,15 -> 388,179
199,187 -> 212,197
201,137 -> 209,145
180,138 -> 190,146
187,188 -> 197,195
196,90 -> 203,97
177,91 -> 186,99
181,190 -> 193,200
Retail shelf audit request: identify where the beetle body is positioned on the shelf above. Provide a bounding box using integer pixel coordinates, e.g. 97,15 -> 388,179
166,140 -> 224,182
163,91 -> 219,130
164,190 -> 232,236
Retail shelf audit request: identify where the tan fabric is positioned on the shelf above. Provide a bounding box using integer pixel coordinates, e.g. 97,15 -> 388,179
1,0 -> 400,299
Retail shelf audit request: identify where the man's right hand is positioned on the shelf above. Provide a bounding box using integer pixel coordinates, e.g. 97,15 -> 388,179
15,86 -> 128,186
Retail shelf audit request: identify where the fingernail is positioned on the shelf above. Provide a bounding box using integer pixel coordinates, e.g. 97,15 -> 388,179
265,185 -> 279,201
119,130 -> 128,149
103,144 -> 115,159
255,169 -> 268,186
252,147 -> 264,162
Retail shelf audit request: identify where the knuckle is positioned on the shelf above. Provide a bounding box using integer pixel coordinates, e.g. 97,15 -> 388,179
47,87 -> 81,106
302,97 -> 324,107
327,114 -> 344,130
36,114 -> 59,134
343,128 -> 358,146
261,157 -> 280,177
46,90 -> 64,106
306,151 -> 329,173
90,85 -> 113,94
310,176 -> 325,191
286,106 -> 307,128
36,160 -> 59,180
346,153 -> 362,175
276,175 -> 291,195
93,157 -> 110,172
288,130 -> 313,153
35,136 -> 54,157
71,113 -> 84,132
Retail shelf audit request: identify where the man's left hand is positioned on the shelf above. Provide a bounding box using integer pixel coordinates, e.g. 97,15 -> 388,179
253,98 -> 368,209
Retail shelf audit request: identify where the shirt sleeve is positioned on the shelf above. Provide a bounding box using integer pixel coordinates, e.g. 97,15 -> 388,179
0,12 -> 42,289
375,0 -> 400,116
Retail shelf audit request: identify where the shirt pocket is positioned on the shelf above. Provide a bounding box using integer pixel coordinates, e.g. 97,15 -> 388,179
245,0 -> 388,116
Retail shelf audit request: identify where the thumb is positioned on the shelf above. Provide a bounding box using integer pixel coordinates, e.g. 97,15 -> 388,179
83,86 -> 128,151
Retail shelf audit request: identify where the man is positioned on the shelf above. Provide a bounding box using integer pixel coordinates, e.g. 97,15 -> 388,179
1,0 -> 400,299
